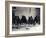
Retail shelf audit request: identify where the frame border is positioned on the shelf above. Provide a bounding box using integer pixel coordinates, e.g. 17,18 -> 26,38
5,1 -> 45,37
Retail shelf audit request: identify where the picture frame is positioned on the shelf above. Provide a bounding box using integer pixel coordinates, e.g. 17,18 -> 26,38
5,1 -> 45,37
